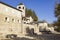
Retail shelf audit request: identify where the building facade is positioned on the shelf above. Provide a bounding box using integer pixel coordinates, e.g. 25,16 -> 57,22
0,2 -> 53,38
0,2 -> 23,37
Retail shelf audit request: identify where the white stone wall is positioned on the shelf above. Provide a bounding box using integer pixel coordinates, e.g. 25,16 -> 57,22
0,3 -> 22,36
22,23 -> 37,35
0,2 -> 43,37
26,16 -> 33,23
0,3 -> 22,18
38,22 -> 48,31
23,16 -> 33,24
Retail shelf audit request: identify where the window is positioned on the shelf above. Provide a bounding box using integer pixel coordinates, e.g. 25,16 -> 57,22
26,27 -> 30,33
24,22 -> 26,24
18,20 -> 19,23
30,28 -> 34,34
18,7 -> 21,9
5,17 -> 9,22
12,19 -> 15,22
5,17 -> 7,20
23,7 -> 24,9
39,26 -> 44,32
18,20 -> 21,23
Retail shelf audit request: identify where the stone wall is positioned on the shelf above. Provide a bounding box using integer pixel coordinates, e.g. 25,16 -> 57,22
0,3 -> 22,37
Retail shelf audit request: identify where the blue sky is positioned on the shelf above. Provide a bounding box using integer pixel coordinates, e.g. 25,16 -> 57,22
0,0 -> 57,23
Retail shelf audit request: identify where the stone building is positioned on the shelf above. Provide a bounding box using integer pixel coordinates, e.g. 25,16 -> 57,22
0,2 -> 24,38
0,2 -> 38,38
0,2 -> 50,38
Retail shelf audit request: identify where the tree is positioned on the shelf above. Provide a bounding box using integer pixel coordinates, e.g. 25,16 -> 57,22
54,3 -> 60,32
55,4 -> 60,17
53,21 -> 60,32
25,8 -> 38,21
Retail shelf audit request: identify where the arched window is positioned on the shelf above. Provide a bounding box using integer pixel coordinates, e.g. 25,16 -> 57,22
12,19 -> 15,22
26,27 -> 30,33
30,28 -> 34,34
18,20 -> 21,23
5,17 -> 9,22
39,26 -> 43,32
18,20 -> 19,22
18,7 -> 21,9
23,7 -> 24,9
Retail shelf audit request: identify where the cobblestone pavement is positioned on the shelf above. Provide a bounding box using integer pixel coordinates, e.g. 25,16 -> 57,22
13,34 -> 60,40
37,34 -> 60,40
11,34 -> 60,40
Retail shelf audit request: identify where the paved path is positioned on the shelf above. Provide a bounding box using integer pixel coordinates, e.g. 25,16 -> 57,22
13,34 -> 60,40
37,34 -> 60,40
6,34 -> 60,40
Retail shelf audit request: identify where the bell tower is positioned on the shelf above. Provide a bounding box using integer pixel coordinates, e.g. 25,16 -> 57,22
17,3 -> 25,17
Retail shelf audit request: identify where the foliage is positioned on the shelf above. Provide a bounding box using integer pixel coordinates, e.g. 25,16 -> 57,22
54,4 -> 60,31
53,21 -> 60,32
55,4 -> 60,17
25,8 -> 38,21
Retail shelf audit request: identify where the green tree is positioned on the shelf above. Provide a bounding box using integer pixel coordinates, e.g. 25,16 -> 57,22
25,8 -> 38,21
54,3 -> 60,32
55,4 -> 60,17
